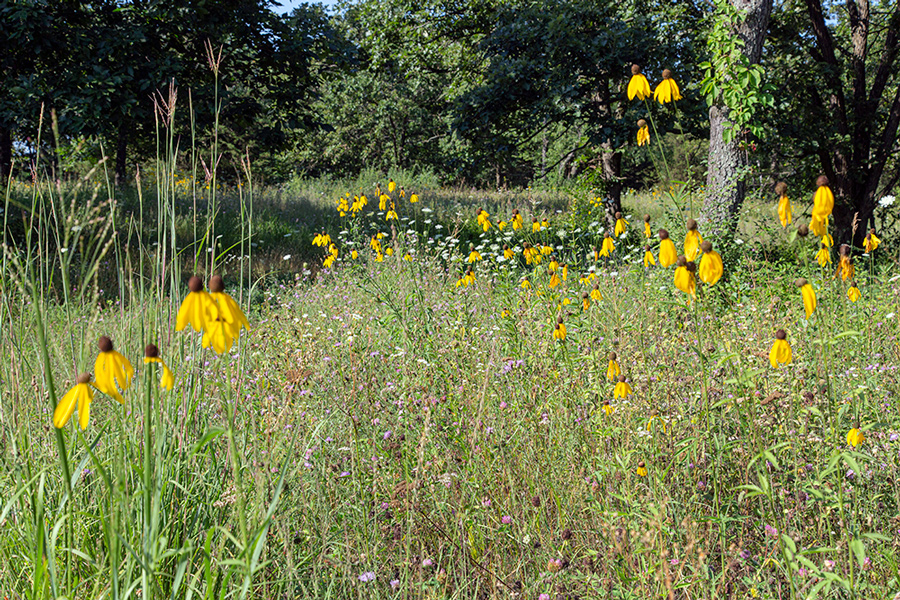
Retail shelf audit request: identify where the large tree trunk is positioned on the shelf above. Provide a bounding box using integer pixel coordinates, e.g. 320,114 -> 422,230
701,0 -> 773,234
0,124 -> 11,181
703,105 -> 745,233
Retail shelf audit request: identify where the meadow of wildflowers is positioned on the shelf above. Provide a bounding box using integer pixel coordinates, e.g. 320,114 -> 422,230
2,74 -> 900,600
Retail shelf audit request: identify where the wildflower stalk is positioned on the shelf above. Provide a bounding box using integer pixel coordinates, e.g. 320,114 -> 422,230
223,379 -> 250,547
142,359 -> 155,600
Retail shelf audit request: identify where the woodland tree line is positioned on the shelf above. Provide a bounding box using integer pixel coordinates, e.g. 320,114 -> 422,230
1,0 -> 898,244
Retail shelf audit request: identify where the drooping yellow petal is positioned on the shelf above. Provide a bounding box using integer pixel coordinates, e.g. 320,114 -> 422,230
659,239 -> 678,267
211,292 -> 250,333
801,284 -> 816,319
698,251 -> 723,285
53,385 -> 81,429
160,363 -> 174,391
769,338 -> 792,369
627,74 -> 651,101
777,196 -> 792,227
77,385 -> 92,430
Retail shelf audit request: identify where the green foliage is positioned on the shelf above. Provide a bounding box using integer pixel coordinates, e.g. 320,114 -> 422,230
699,0 -> 775,144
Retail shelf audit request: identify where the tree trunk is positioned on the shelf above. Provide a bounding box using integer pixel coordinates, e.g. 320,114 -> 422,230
115,120 -> 128,186
703,105 -> 746,234
701,0 -> 773,234
0,124 -> 11,181
600,141 -> 622,229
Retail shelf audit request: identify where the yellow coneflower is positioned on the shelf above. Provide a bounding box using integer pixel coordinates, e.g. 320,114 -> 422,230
521,278 -> 532,289
795,278 -> 816,319
606,352 -> 621,381
388,179 -> 396,193
375,183 -> 381,197
810,214 -> 828,238
613,375 -> 633,399
456,268 -> 476,288
614,212 -> 628,236
812,175 -> 834,219
477,208 -> 491,231
403,252 -> 412,261
864,229 -> 880,253
379,194 -> 389,211
653,69 -> 682,104
643,214 -> 652,238
143,344 -> 174,391
532,218 -> 541,233
467,245 -> 482,263
53,373 -> 95,430
601,399 -> 614,416
512,210 -> 523,230
370,232 -> 384,251
673,257 -> 696,298
847,427 -> 864,448
94,336 -> 134,403
775,182 -> 792,227
581,291 -> 590,311
541,218 -> 549,229
323,246 -> 338,268
636,119 -> 650,146
399,186 -> 405,198
627,64 -> 651,101
549,272 -> 561,288
684,219 -> 702,261
202,317 -> 236,354
815,243 -> 831,267
375,252 -> 384,262
560,263 -> 568,281
698,241 -> 723,285
591,282 -> 602,301
498,220 -> 507,230
409,192 -> 419,203
848,283 -> 861,302
385,247 -> 394,256
600,233 -> 615,257
548,258 -> 559,273
837,245 -> 854,281
636,461 -> 648,477
176,276 -> 220,333
540,245 -> 553,256
503,245 -> 514,260
386,206 -> 398,221
769,329 -> 792,369
820,232 -> 833,247
553,316 -> 567,341
351,249 -> 359,260
658,229 -> 678,267
208,276 -> 250,341
643,245 -> 656,267
312,232 -> 332,247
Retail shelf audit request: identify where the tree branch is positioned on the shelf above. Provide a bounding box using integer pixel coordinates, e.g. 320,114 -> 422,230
805,0 -> 851,137
868,1 -> 900,111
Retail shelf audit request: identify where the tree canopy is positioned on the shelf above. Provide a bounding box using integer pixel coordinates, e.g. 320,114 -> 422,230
2,0 -> 899,244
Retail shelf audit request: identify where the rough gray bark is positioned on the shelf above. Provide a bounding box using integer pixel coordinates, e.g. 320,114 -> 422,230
702,0 -> 773,234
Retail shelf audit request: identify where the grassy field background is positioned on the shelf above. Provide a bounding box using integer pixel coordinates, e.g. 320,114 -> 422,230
2,167 -> 900,600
